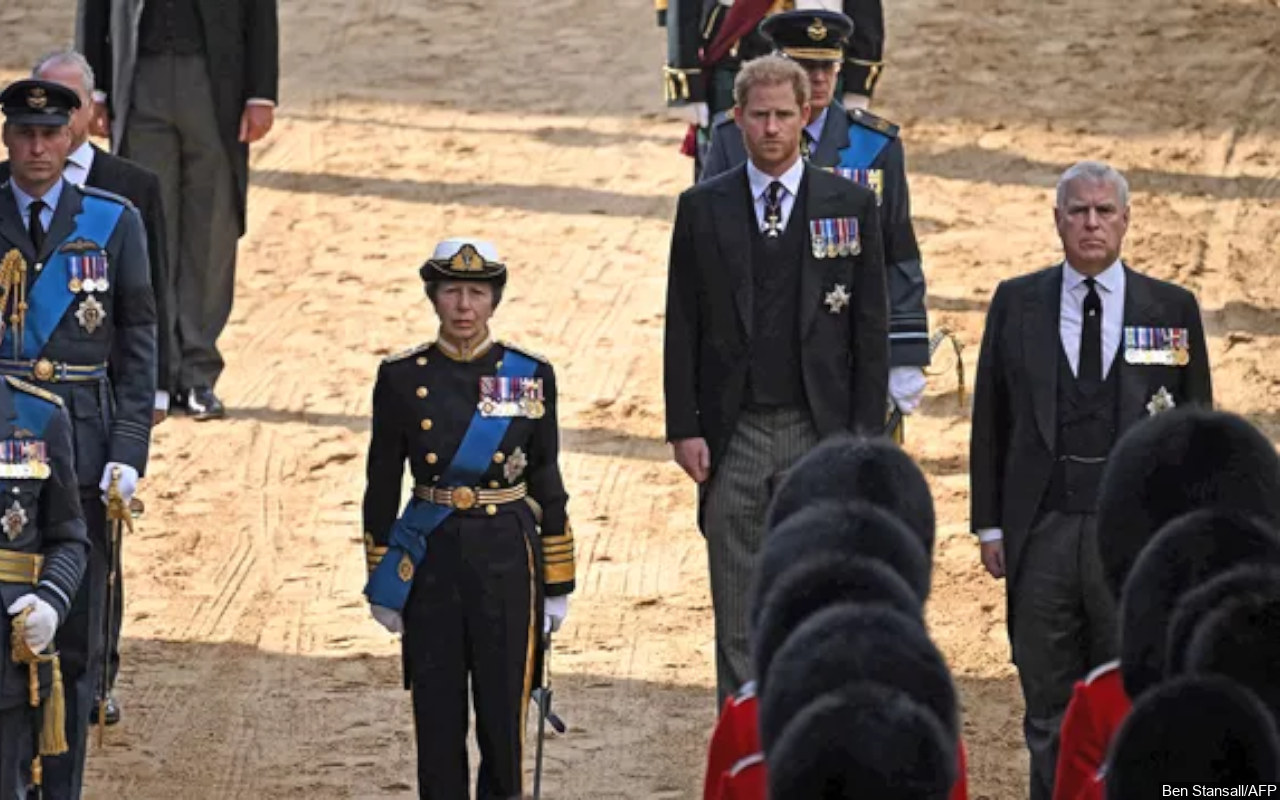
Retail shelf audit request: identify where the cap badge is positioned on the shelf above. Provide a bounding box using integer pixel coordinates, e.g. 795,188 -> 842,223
27,87 -> 47,110
450,244 -> 484,272
807,18 -> 828,41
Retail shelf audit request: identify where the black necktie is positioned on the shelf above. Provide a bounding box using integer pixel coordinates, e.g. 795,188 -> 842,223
27,199 -> 46,254
763,181 -> 784,237
1080,278 -> 1103,390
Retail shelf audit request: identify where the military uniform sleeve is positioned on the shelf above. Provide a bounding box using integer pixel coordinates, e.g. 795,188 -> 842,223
108,205 -> 158,475
35,407 -> 88,622
699,119 -> 735,183
362,363 -> 406,576
841,0 -> 884,96
664,0 -> 709,104
527,362 -> 574,596
880,138 -> 930,367
850,189 -> 889,434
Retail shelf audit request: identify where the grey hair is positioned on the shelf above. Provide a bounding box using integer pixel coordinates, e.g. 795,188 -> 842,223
1056,161 -> 1130,209
31,49 -> 95,97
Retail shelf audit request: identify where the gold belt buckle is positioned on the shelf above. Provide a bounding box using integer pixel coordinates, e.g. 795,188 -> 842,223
451,486 -> 477,511
32,359 -> 54,382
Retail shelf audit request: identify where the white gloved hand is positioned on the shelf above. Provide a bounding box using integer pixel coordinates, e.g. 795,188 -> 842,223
842,92 -> 871,112
544,595 -> 569,635
889,367 -> 928,415
371,604 -> 403,635
99,462 -> 139,505
7,594 -> 58,653
670,102 -> 710,128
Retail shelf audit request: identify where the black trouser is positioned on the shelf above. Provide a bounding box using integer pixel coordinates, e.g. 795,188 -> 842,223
0,706 -> 34,800
1011,511 -> 1117,800
123,53 -> 240,391
403,507 -> 543,800
43,494 -> 109,800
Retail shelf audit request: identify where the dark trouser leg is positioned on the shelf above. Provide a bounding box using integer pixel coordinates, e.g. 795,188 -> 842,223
405,526 -> 469,800
702,407 -> 818,708
464,513 -> 538,800
0,708 -> 34,800
1011,511 -> 1116,800
106,563 -> 123,693
124,55 -> 240,392
43,496 -> 107,800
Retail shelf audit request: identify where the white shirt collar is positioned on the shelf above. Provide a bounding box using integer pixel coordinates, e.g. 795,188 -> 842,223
745,156 -> 805,202
9,178 -> 64,218
64,141 -> 95,185
804,107 -> 828,146
1063,259 -> 1123,295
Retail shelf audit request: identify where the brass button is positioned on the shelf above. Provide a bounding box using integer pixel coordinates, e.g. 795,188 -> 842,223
488,481 -> 499,489
485,504 -> 497,515
452,486 -> 478,510
432,475 -> 440,483
416,387 -> 428,398
416,356 -> 428,366
33,359 -> 55,382
420,419 -> 433,431
496,360 -> 503,369
426,453 -> 438,464
493,452 -> 506,464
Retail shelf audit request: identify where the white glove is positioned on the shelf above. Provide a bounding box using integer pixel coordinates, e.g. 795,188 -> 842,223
371,604 -> 403,635
842,92 -> 871,111
544,595 -> 569,635
154,390 -> 171,412
670,102 -> 709,128
889,367 -> 928,415
99,462 -> 139,505
8,595 -> 57,653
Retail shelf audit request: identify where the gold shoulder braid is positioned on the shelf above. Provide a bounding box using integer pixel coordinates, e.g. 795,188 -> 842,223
11,605 -> 69,789
5,376 -> 64,406
0,250 -> 29,360
383,341 -> 434,364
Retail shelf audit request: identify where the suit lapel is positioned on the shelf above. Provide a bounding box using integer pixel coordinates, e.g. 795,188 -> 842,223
712,168 -> 756,338
798,166 -> 831,340
1025,266 -> 1062,451
1118,266 -> 1158,432
86,144 -> 106,186
0,183 -> 34,264
812,105 -> 849,167
39,181 -> 81,264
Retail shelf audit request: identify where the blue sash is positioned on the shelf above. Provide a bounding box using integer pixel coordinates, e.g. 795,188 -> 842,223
364,350 -> 540,611
11,386 -> 56,438
836,124 -> 892,171
1,196 -> 124,358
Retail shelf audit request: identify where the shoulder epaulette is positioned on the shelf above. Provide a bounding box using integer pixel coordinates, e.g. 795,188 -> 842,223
498,340 -> 549,364
712,109 -> 737,129
1084,659 -> 1120,686
382,341 -> 434,364
78,184 -> 135,210
848,107 -> 899,139
5,376 -> 63,407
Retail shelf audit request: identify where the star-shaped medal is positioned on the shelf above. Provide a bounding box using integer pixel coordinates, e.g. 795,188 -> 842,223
824,284 -> 851,314
2,501 -> 27,541
1146,386 -> 1176,416
75,296 -> 106,334
504,447 -> 528,483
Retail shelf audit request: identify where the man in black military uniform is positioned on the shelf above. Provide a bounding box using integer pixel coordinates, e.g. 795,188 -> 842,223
660,1 -> 880,179
0,374 -> 88,798
0,79 -> 156,799
701,10 -> 931,424
361,238 -> 575,800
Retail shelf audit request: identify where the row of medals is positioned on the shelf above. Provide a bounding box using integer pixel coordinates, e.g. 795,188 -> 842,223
70,255 -> 108,333
810,218 -> 861,259
0,440 -> 50,480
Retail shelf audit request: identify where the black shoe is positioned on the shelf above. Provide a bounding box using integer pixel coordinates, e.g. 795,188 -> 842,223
181,387 -> 226,421
89,694 -> 121,726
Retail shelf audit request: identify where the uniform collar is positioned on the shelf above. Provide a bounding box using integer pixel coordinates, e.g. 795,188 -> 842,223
804,107 -> 829,146
436,330 -> 494,362
9,177 -> 64,218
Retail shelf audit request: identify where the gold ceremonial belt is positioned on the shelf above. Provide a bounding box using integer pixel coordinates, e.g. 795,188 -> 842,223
414,483 -> 528,511
0,358 -> 109,383
0,551 -> 43,585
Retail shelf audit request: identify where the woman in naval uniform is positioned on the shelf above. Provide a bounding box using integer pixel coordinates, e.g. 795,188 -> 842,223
360,238 -> 575,800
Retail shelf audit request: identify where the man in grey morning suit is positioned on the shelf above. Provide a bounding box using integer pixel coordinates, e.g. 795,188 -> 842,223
969,161 -> 1213,799
663,55 -> 889,707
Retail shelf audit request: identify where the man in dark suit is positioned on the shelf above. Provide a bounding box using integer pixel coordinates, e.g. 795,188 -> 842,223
969,161 -> 1213,800
0,77 -> 157,799
664,54 -> 888,706
77,0 -> 279,419
702,9 -> 931,429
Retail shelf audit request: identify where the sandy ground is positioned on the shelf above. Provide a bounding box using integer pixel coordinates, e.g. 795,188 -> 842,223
3,0 -> 1280,797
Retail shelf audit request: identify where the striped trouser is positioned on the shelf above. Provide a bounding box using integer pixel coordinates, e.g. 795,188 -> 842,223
703,406 -> 818,708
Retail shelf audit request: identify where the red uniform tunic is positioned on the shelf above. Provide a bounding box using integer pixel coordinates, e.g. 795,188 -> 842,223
1053,661 -> 1132,800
